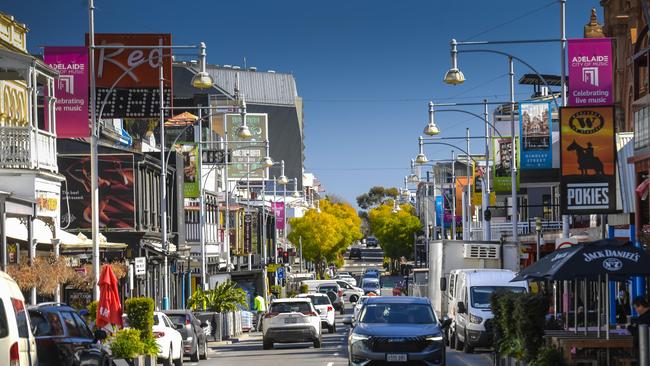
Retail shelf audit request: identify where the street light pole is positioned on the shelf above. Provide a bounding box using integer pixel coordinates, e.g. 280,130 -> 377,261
451,150 -> 456,240
198,108 -> 207,291
483,100 -> 492,240
466,128 -> 471,241
159,64 -> 170,309
508,57 -> 518,244
560,0 -> 570,238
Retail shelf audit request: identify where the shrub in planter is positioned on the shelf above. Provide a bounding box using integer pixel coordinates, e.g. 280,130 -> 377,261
513,293 -> 549,363
531,346 -> 567,366
270,285 -> 282,296
491,291 -> 519,358
86,301 -> 98,323
110,328 -> 144,359
141,335 -> 159,356
125,297 -> 155,340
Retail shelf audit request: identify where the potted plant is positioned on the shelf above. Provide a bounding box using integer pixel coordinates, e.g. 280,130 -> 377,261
125,297 -> 156,365
110,328 -> 144,366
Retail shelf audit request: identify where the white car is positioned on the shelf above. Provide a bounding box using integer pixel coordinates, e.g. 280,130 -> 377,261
262,298 -> 322,350
353,295 -> 371,323
335,274 -> 357,287
153,312 -> 184,366
334,280 -> 364,303
0,271 -> 37,366
297,293 -> 336,333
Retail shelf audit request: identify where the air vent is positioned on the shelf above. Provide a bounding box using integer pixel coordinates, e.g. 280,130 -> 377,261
463,244 -> 500,260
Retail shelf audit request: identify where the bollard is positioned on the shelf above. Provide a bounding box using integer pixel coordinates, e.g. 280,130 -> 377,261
641,324 -> 649,366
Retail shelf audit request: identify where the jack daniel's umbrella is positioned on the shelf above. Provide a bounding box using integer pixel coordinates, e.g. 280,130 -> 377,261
512,239 -> 650,281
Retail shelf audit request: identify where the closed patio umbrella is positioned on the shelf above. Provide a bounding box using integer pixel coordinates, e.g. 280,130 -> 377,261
96,265 -> 123,329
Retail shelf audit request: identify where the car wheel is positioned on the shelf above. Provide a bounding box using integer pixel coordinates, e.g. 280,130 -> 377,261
190,340 -> 200,362
173,346 -> 184,366
454,330 -> 463,351
200,338 -> 208,360
263,338 -> 273,350
349,295 -> 358,303
313,336 -> 322,348
163,346 -> 173,366
462,331 -> 474,354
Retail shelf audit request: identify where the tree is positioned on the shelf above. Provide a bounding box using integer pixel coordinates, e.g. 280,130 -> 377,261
356,186 -> 399,210
368,200 -> 421,261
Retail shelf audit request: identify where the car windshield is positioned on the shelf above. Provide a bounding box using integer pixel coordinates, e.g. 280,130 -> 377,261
28,310 -> 64,336
470,286 -> 527,309
306,296 -> 331,305
167,314 -> 187,325
270,302 -> 312,313
363,281 -> 380,289
360,303 -> 436,324
318,286 -> 338,293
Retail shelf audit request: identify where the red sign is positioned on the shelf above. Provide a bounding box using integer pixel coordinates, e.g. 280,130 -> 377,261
86,34 -> 173,118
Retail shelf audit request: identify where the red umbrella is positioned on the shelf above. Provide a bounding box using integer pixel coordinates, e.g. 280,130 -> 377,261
96,265 -> 123,329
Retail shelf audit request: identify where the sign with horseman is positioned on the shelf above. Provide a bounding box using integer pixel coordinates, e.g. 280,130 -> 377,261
560,106 -> 616,214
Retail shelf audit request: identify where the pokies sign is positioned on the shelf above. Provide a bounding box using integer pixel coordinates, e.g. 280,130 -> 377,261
86,34 -> 173,118
560,106 -> 616,214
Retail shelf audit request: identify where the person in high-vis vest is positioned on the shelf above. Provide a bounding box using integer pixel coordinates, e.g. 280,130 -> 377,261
253,292 -> 266,332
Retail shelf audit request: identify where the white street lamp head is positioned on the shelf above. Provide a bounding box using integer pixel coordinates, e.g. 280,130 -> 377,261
400,188 -> 410,198
415,153 -> 428,164
277,175 -> 289,185
424,101 -> 440,135
191,71 -> 214,89
260,156 -> 274,168
237,124 -> 252,139
408,173 -> 419,183
444,39 -> 465,85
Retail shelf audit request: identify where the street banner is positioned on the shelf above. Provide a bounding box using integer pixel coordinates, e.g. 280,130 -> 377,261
43,46 -> 90,137
434,190 -> 461,229
181,143 -> 200,198
560,106 -> 616,214
59,154 -> 135,229
244,213 -> 252,254
492,137 -> 520,192
520,102 -> 552,169
87,34 -> 173,118
567,38 -> 613,106
272,202 -> 285,230
471,161 -> 497,206
225,113 -> 269,180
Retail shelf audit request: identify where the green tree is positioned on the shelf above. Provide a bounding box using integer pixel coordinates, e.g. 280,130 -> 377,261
288,209 -> 344,278
356,186 -> 399,210
368,200 -> 421,261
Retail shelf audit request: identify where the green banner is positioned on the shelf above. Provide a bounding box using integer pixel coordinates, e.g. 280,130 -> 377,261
226,114 -> 268,180
492,136 -> 520,192
182,143 -> 200,198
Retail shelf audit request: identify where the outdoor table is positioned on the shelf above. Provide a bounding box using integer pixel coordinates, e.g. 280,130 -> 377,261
544,330 -> 634,366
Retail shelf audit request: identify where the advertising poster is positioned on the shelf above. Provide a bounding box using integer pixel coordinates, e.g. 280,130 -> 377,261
225,114 -> 269,180
520,102 -> 552,169
43,46 -> 90,138
568,38 -> 613,106
272,202 -> 285,230
88,34 -> 173,118
560,106 -> 616,214
59,154 -> 135,229
492,137 -> 520,192
181,143 -> 200,198
434,190 -> 461,229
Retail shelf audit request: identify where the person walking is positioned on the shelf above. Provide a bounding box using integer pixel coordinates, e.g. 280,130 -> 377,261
628,297 -> 650,362
253,292 -> 267,332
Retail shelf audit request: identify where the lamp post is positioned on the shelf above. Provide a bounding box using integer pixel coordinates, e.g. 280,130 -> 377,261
444,39 -> 562,243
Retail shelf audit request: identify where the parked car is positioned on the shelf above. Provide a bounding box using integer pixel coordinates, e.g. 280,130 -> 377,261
345,296 -> 451,366
445,269 -> 527,353
28,302 -> 109,366
297,293 -> 336,333
163,310 -> 208,361
152,312 -> 184,366
348,247 -> 362,260
262,298 -> 322,350
0,270 -> 37,366
361,278 -> 381,295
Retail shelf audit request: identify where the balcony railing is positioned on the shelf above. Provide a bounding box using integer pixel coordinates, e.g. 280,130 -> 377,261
0,126 -> 57,172
185,191 -> 222,245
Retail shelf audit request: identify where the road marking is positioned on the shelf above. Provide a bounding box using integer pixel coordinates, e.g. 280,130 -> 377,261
333,352 -> 339,356
327,363 -> 334,366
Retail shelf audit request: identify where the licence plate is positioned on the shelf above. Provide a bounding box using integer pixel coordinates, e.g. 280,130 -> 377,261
284,318 -> 298,324
386,354 -> 408,362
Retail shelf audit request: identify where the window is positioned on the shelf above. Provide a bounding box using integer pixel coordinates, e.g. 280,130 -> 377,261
306,296 -> 331,306
28,311 -> 64,337
61,312 -> 82,337
167,314 -> 188,325
470,286 -> 527,309
153,314 -> 160,326
635,106 -> 650,150
71,312 -> 93,339
11,298 -> 29,338
269,302 -> 312,314
163,315 -> 174,329
359,303 -> 436,324
0,299 -> 7,338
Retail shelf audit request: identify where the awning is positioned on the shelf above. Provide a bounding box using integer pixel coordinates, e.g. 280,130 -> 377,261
5,218 -> 81,245
62,233 -> 127,250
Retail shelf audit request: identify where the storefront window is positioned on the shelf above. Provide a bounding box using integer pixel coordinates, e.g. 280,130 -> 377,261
635,106 -> 650,150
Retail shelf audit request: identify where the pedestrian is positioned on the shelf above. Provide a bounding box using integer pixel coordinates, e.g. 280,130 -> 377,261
628,297 -> 650,362
253,292 -> 266,332
616,289 -> 631,324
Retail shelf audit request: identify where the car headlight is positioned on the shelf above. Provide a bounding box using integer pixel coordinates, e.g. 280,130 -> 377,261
186,336 -> 193,341
350,333 -> 370,343
469,313 -> 483,324
425,335 -> 444,342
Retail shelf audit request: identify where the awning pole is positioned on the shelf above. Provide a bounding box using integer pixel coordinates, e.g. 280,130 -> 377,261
584,278 -> 588,336
574,279 -> 578,334
597,275 -> 601,339
606,272 -> 610,340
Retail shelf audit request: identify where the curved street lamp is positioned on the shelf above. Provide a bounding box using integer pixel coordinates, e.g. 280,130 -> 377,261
423,101 -> 440,136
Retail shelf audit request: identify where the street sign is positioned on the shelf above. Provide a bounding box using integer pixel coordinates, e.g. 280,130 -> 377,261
276,266 -> 285,280
134,257 -> 146,276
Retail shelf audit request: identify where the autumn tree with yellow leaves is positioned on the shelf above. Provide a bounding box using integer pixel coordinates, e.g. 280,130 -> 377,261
368,200 -> 421,261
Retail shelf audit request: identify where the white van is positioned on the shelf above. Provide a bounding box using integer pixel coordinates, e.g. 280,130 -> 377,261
0,270 -> 37,366
444,269 -> 527,353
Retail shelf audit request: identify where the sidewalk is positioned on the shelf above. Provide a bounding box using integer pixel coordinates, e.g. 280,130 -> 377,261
207,331 -> 261,346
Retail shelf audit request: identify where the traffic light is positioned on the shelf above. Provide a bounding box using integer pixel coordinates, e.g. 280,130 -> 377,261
282,251 -> 289,264
484,208 -> 492,222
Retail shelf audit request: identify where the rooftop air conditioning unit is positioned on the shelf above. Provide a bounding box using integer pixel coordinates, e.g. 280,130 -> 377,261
463,244 -> 500,260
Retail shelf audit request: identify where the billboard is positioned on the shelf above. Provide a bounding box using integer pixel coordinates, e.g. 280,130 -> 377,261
44,46 -> 90,138
560,106 -> 616,214
568,38 -> 613,106
181,143 -> 200,198
520,102 -> 552,169
492,137 -> 520,192
59,154 -> 135,229
87,34 -> 173,118
226,114 -> 268,180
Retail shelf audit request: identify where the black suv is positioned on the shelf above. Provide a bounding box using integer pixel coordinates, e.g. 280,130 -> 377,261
349,247 -> 362,260
163,310 -> 209,361
28,302 -> 109,366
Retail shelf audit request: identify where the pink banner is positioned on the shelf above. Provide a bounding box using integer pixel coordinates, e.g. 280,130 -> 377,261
567,38 -> 613,106
272,202 -> 285,230
44,47 -> 89,138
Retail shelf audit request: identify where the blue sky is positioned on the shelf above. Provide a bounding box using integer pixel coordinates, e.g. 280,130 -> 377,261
4,0 -> 601,205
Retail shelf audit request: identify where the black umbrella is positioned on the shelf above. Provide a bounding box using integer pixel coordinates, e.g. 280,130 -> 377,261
512,239 -> 650,281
